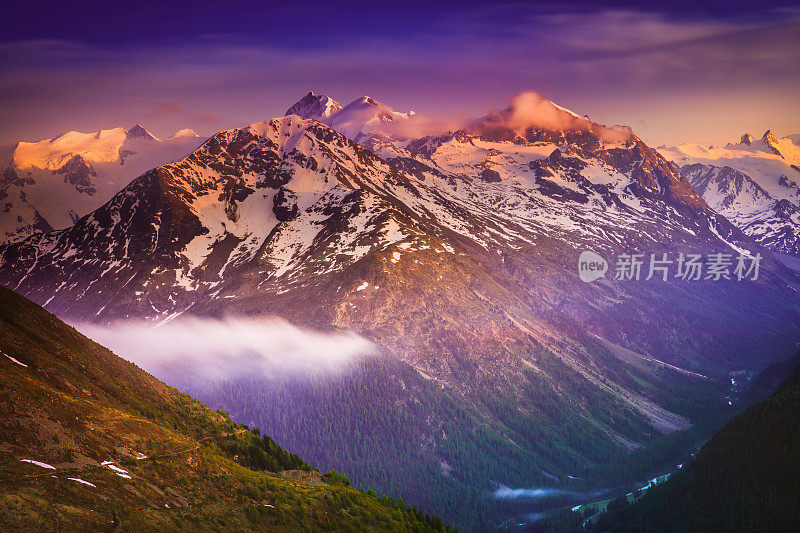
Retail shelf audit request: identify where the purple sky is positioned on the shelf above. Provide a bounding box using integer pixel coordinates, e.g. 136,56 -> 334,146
1,1 -> 798,147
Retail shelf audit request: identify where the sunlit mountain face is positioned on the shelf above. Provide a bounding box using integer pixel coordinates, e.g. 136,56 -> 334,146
1,1 -> 798,532
0,125 -> 206,243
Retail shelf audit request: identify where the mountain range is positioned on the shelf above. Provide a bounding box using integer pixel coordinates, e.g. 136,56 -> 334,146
0,125 -> 205,244
659,131 -> 800,258
1,92 -> 798,529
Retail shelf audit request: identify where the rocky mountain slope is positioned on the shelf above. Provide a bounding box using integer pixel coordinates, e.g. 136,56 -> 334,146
0,125 -> 205,243
659,131 -> 800,257
1,93 -> 799,528
0,284 -> 448,532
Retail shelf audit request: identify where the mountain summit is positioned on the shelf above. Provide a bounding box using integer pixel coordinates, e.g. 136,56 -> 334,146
285,91 -> 343,120
285,92 -> 415,140
169,127 -> 201,139
126,123 -> 159,141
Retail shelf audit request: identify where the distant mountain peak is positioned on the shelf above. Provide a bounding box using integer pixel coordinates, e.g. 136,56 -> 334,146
762,129 -> 780,146
659,133 -> 800,256
285,92 -> 416,141
356,95 -> 379,106
3,122 -> 207,243
760,130 -> 785,158
169,128 -> 201,139
342,95 -> 393,112
126,124 -> 159,142
285,91 -> 343,121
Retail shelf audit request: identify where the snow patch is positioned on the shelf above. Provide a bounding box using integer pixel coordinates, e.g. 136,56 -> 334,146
3,353 -> 28,367
68,477 -> 97,487
21,459 -> 55,469
102,462 -> 132,479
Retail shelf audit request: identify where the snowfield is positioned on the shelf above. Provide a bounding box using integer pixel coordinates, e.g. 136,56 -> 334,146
660,131 -> 800,256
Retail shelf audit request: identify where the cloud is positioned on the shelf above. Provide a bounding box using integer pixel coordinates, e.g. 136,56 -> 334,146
383,113 -> 461,141
493,485 -> 571,500
147,102 -> 186,118
74,317 -> 375,380
469,91 -> 634,142
332,100 -> 460,140
524,512 -> 546,522
195,111 -> 221,124
597,124 -> 635,144
145,102 -> 221,129
471,91 -> 590,134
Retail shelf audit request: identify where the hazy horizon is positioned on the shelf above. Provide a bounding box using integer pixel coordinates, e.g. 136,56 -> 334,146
1,1 -> 798,148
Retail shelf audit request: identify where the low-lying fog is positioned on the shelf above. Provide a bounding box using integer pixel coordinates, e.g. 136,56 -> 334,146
74,317 -> 376,379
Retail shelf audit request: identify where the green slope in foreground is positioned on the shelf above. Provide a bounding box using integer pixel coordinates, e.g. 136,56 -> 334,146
0,285 -> 451,532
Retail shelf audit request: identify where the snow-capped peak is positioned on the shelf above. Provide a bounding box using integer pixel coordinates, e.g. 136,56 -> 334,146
169,128 -> 201,139
3,122 -> 208,243
12,123 -> 198,170
716,130 -> 797,160
285,91 -> 343,121
126,124 -> 160,142
15,128 -> 129,168
285,92 -> 417,141
351,95 -> 381,108
340,95 -> 393,113
330,95 -> 416,140
658,130 -> 800,256
552,102 -> 583,119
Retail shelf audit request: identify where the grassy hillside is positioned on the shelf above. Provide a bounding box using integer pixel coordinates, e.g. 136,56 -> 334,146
592,354 -> 800,532
0,285 -> 451,532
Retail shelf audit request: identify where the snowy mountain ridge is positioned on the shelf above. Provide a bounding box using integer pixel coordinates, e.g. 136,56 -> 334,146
285,91 -> 417,142
1,124 -> 206,243
659,130 -> 800,256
